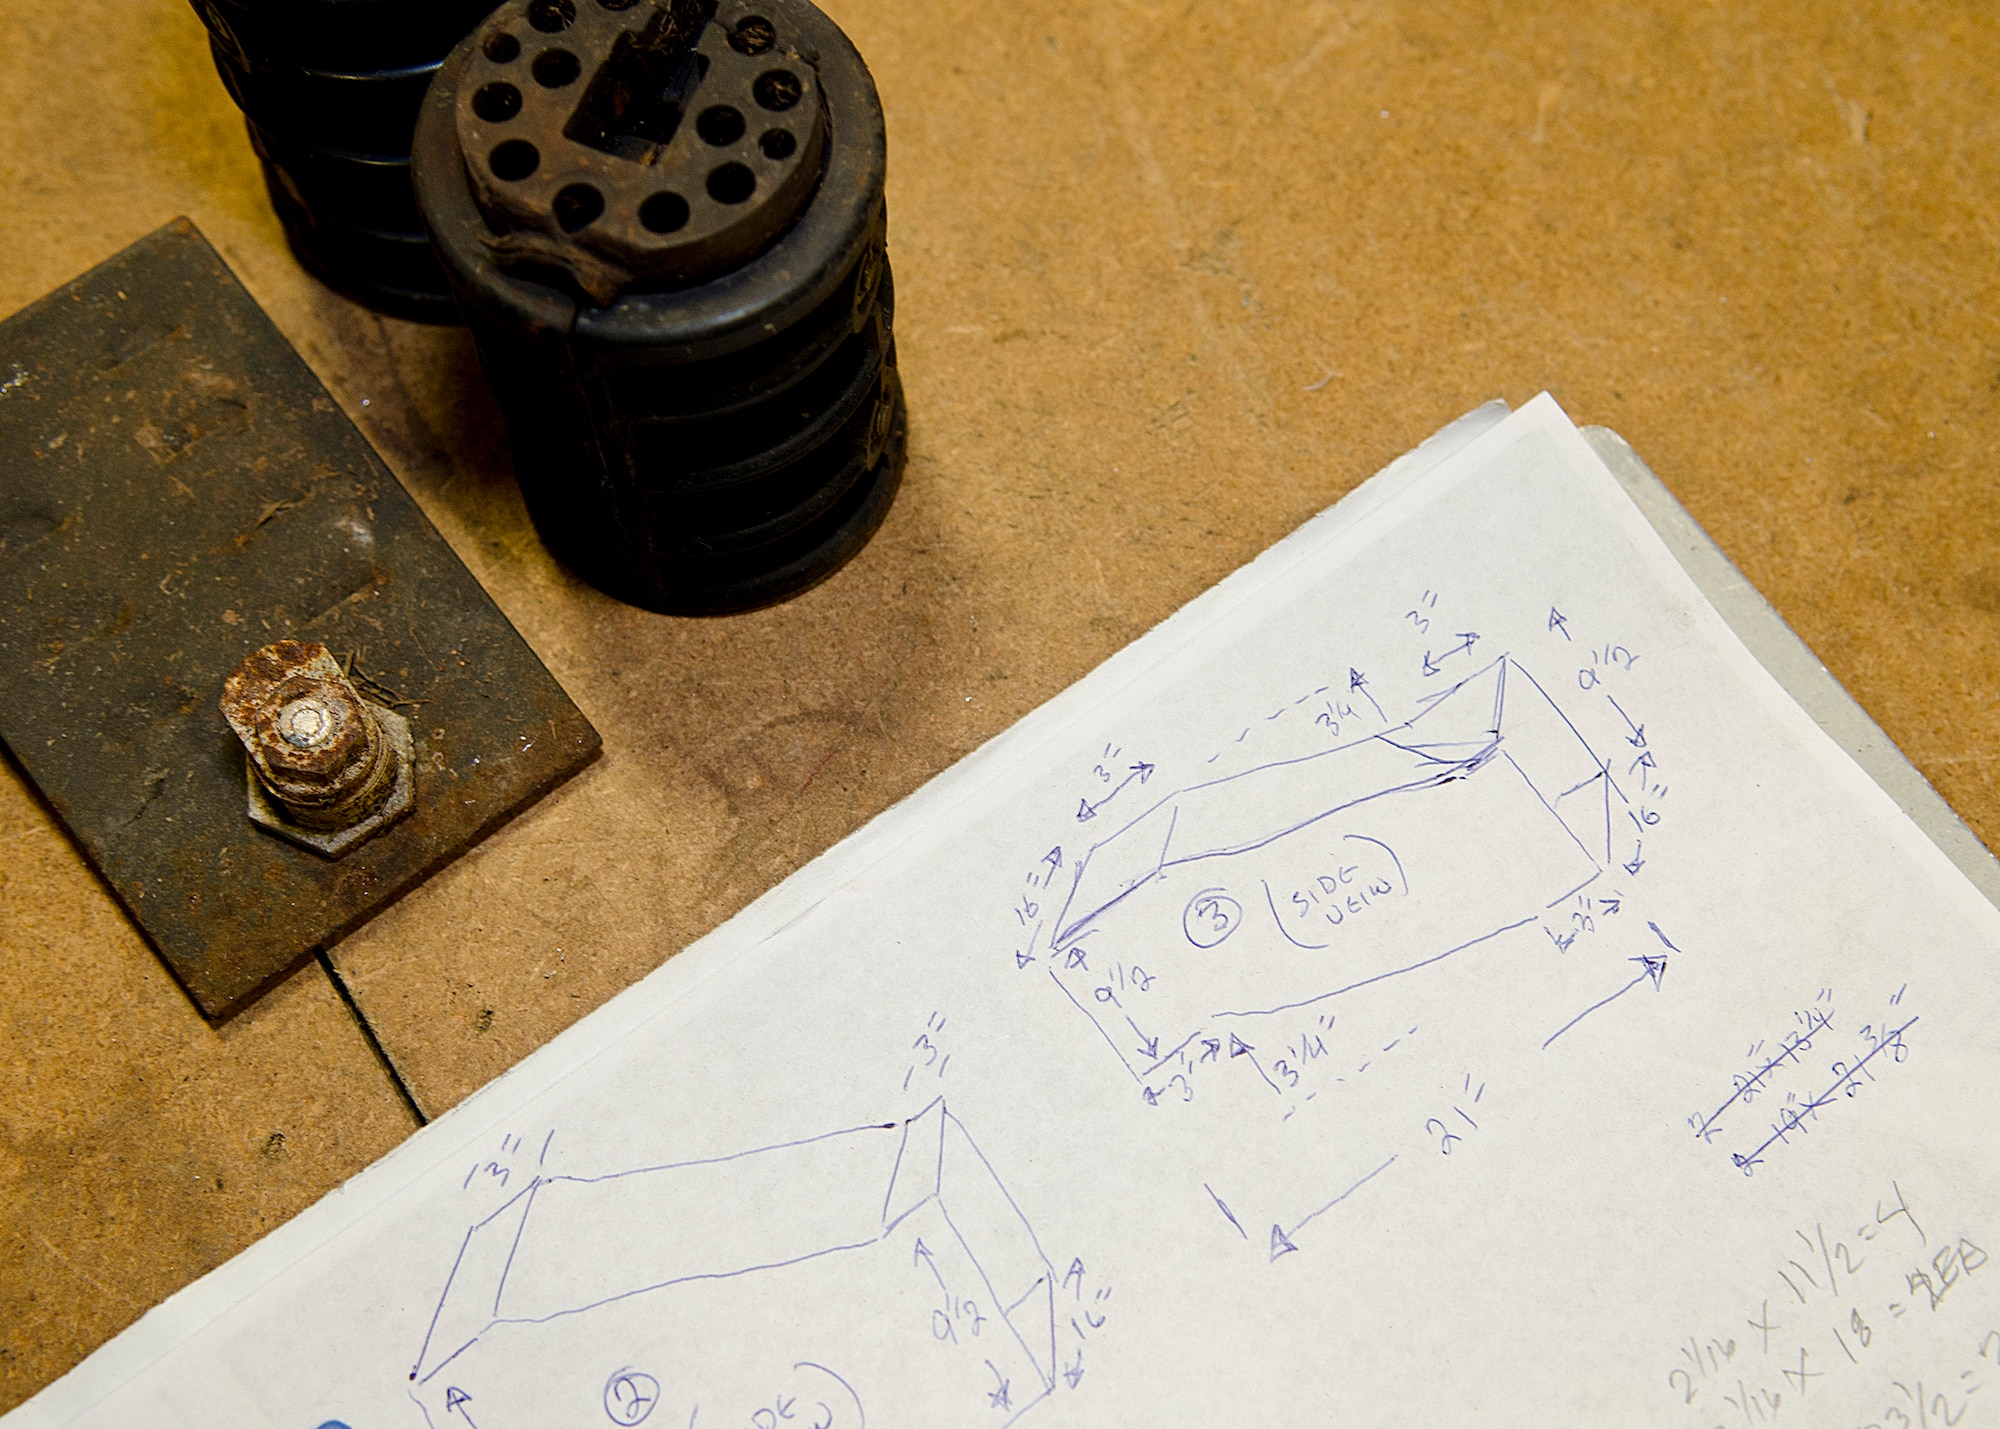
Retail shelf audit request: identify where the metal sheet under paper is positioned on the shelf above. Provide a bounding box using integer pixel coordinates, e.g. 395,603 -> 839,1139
11,398 -> 2000,1427
0,220 -> 599,1018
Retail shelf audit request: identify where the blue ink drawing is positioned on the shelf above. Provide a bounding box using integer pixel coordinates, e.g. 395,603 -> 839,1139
1045,656 -> 1625,1085
410,1098 -> 1057,1429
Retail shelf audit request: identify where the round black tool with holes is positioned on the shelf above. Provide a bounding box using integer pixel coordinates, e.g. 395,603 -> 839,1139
187,0 -> 495,321
413,0 -> 904,615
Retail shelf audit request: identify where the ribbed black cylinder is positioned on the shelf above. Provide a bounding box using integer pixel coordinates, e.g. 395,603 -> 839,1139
188,0 -> 494,321
411,0 -> 905,614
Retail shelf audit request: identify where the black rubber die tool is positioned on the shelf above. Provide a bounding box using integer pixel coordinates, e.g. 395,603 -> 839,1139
412,0 -> 905,615
187,0 -> 498,321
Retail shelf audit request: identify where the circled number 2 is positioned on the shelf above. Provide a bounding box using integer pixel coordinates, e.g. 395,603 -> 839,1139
604,1368 -> 661,1426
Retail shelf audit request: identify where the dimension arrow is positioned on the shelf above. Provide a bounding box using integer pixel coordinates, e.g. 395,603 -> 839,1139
1421,633 -> 1481,676
912,1237 -> 947,1291
1076,763 -> 1156,822
1270,1154 -> 1399,1261
1543,953 -> 1668,1050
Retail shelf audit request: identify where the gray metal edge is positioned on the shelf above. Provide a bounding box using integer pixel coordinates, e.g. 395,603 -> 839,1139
1583,424 -> 2000,910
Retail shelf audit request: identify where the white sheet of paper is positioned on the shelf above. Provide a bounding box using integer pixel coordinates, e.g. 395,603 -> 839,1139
15,395 -> 2000,1429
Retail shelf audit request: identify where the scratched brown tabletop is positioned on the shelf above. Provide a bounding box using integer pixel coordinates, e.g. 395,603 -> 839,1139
2,0 -> 1996,1408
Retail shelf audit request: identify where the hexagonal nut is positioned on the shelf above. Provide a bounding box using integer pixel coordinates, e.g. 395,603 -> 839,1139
246,703 -> 415,859
221,640 -> 384,816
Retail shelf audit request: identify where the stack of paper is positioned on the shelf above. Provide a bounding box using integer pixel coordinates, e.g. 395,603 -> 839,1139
16,396 -> 1998,1428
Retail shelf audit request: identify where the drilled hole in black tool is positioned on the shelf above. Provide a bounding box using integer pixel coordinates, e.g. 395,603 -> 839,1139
490,139 -> 541,180
753,69 -> 802,111
696,105 -> 745,146
639,191 -> 690,232
527,0 -> 575,32
554,183 -> 605,231
758,128 -> 795,160
533,48 -> 582,87
729,15 -> 776,54
473,82 -> 523,122
706,162 -> 755,204
484,31 -> 522,62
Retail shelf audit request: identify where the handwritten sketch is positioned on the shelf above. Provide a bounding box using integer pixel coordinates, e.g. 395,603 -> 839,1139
26,399 -> 2000,1429
1044,655 -> 1623,1089
1003,638 -> 1691,1265
410,1098 -> 1057,1429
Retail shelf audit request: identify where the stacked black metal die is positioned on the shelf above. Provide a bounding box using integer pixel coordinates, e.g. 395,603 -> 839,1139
411,0 -> 904,614
189,0 -> 496,321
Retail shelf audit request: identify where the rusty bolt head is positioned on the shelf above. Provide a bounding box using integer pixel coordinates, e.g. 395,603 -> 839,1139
221,641 -> 402,838
274,696 -> 338,748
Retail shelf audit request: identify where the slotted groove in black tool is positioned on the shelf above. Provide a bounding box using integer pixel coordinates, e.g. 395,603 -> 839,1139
188,0 -> 496,322
411,0 -> 906,614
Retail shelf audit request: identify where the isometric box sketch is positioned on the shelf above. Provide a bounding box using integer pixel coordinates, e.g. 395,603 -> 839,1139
1047,656 -> 1619,1083
410,1098 -> 1056,1429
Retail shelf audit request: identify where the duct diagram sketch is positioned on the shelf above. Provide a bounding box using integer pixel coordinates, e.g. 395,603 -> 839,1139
1043,655 -> 1622,1089
410,1099 -> 1057,1429
25,401 -> 2000,1429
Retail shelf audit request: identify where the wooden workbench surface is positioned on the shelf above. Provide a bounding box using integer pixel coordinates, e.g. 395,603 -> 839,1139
4,0 -> 1996,1408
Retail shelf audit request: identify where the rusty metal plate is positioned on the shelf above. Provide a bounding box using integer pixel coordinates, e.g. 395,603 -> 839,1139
0,219 -> 600,1019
